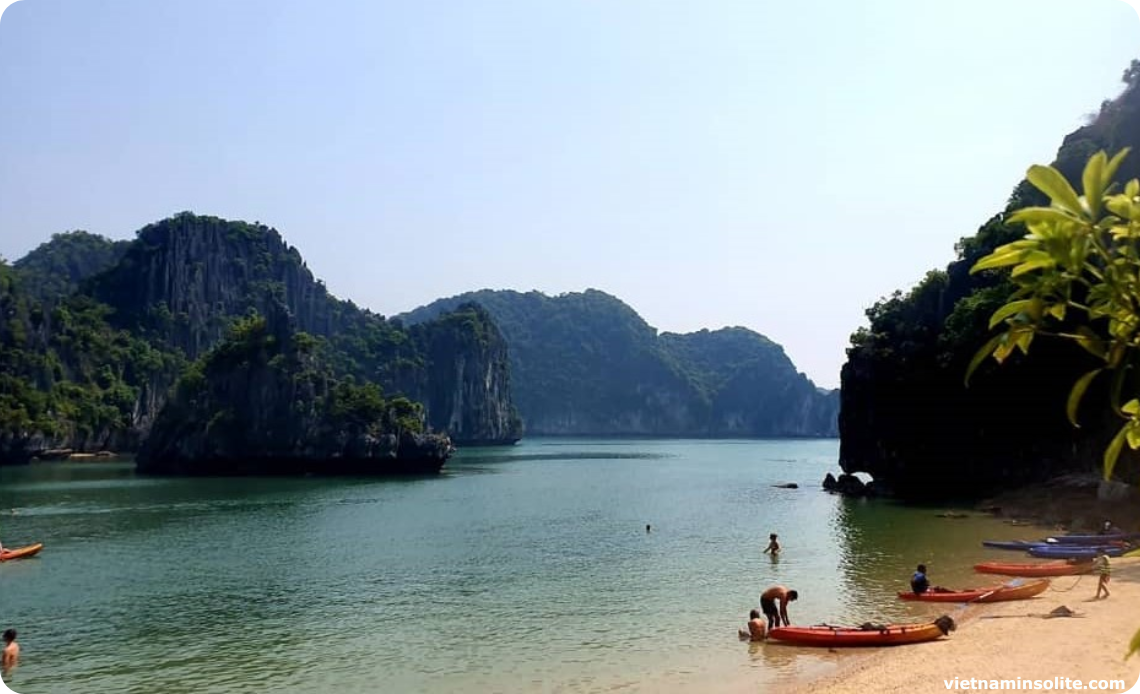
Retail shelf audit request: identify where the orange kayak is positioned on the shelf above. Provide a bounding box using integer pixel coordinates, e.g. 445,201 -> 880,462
0,543 -> 43,561
768,616 -> 955,647
974,561 -> 1093,577
898,579 -> 1049,603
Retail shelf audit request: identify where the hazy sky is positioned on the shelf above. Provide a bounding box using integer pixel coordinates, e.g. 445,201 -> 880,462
1,0 -> 1137,388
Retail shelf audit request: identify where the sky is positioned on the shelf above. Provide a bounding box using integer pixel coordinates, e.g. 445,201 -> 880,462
0,0 -> 1138,388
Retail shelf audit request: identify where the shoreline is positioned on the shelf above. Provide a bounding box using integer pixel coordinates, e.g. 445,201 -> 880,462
780,559 -> 1140,694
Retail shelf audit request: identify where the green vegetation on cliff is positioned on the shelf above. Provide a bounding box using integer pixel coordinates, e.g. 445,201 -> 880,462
839,61 -> 1140,498
13,231 -> 130,302
0,213 -> 520,464
401,289 -> 837,437
137,308 -> 450,475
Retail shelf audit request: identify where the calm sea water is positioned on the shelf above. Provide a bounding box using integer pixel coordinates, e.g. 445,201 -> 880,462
0,439 -> 1037,693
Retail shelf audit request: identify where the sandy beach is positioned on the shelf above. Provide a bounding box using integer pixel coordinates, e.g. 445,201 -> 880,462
784,558 -> 1140,693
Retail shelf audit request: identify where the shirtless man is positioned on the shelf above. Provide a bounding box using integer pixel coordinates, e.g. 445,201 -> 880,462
759,586 -> 798,630
738,609 -> 766,641
763,533 -> 780,556
2,629 -> 18,677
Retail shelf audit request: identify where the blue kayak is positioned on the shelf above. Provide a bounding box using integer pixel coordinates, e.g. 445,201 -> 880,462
983,540 -> 1048,551
1044,533 -> 1139,545
1028,545 -> 1126,559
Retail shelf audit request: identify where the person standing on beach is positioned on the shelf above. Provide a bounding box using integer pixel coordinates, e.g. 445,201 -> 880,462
763,533 -> 780,556
2,629 -> 18,677
1094,552 -> 1111,599
759,586 -> 797,630
738,609 -> 766,641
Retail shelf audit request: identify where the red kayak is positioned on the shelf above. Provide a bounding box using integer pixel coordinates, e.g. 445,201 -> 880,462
768,615 -> 955,647
898,579 -> 1049,603
0,543 -> 44,561
974,560 -> 1092,577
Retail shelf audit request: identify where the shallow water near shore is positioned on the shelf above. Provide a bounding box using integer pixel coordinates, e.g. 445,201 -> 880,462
0,439 -> 1043,693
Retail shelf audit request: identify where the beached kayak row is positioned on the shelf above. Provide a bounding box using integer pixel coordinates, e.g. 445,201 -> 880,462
767,578 -> 1050,648
981,533 -> 1134,560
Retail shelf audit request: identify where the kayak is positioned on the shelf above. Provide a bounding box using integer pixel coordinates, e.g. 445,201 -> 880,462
898,578 -> 1049,603
768,616 -> 955,647
974,560 -> 1093,577
0,543 -> 43,561
1028,545 -> 1126,559
1045,533 -> 1139,545
982,540 -> 1047,551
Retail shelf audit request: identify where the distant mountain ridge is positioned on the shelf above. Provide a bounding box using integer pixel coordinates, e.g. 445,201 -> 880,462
400,289 -> 838,437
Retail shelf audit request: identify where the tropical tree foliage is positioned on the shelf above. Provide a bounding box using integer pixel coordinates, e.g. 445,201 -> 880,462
969,149 -> 1140,481
966,149 -> 1140,659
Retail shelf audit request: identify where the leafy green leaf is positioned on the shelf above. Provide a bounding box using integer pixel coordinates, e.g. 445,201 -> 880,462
965,333 -> 1004,386
1124,399 -> 1140,416
971,251 -> 1027,274
1105,148 -> 1131,190
1105,196 -> 1133,219
1104,423 -> 1128,481
1007,207 -> 1083,226
1011,254 -> 1056,277
1014,330 -> 1034,355
1066,368 -> 1103,427
1062,326 -> 1107,359
1027,164 -> 1085,217
1082,151 -> 1108,217
988,300 -> 1034,330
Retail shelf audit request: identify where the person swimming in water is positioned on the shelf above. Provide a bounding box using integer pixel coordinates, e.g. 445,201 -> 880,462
2,629 -> 18,678
763,533 -> 780,556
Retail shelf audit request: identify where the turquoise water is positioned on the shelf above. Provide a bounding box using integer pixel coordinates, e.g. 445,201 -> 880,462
0,439 -> 1032,693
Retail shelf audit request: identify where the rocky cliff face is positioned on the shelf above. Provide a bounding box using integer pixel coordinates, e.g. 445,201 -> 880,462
0,254 -> 183,464
89,213 -> 350,359
85,213 -> 520,445
401,290 -> 837,437
402,304 -> 523,444
137,303 -> 452,476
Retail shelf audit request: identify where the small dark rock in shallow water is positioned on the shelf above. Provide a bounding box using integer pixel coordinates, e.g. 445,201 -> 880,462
773,483 -> 799,489
821,472 -> 877,497
834,474 -> 866,496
